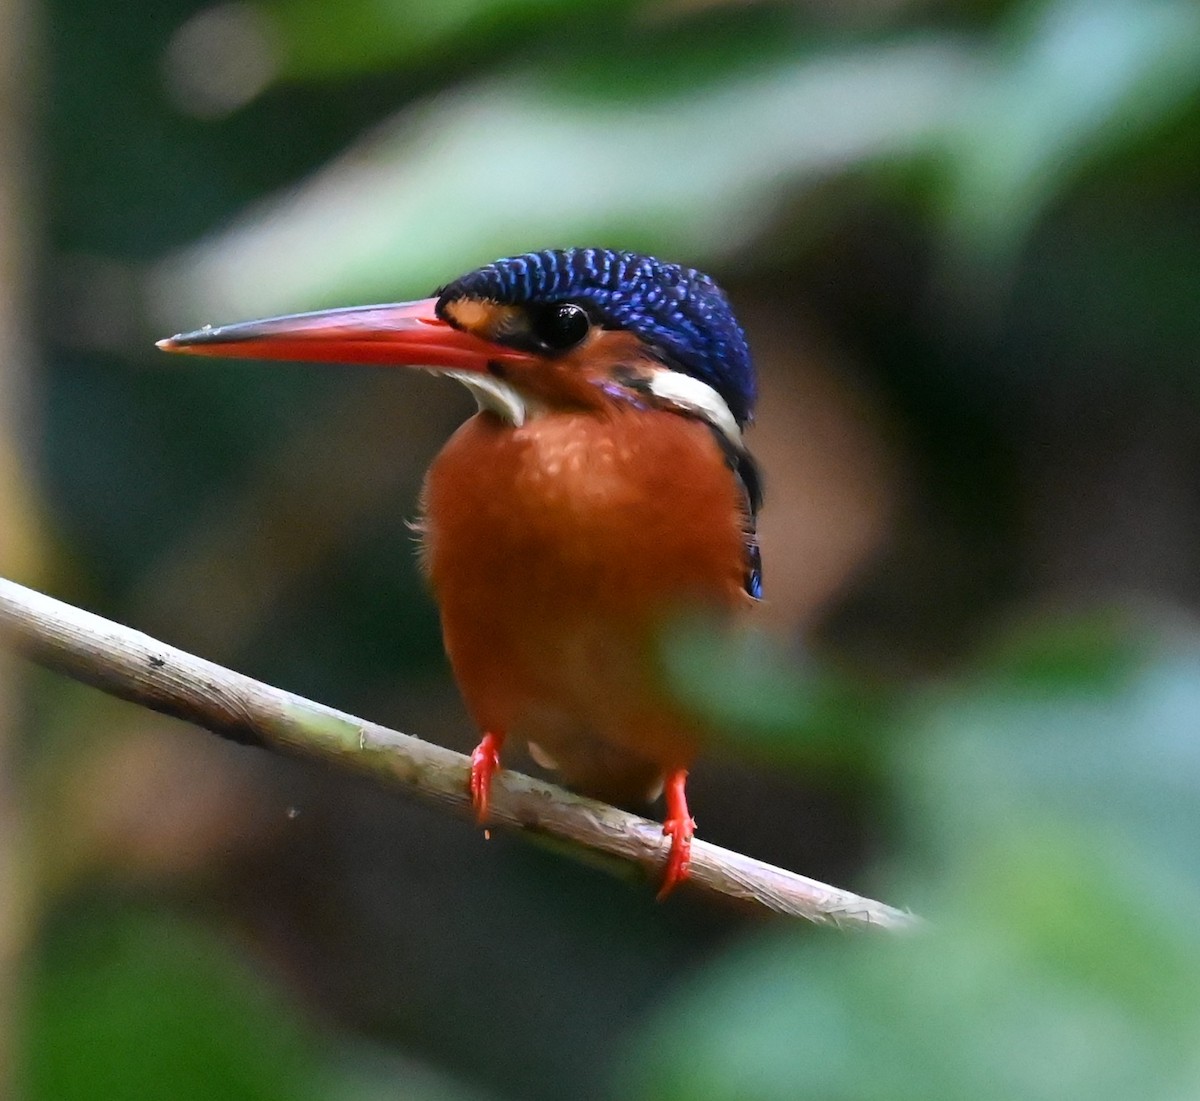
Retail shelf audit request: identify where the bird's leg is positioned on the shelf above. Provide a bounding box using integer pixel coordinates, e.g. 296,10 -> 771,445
468,730 -> 505,823
657,768 -> 696,899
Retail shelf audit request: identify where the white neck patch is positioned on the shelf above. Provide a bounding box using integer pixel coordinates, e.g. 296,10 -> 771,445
646,369 -> 742,447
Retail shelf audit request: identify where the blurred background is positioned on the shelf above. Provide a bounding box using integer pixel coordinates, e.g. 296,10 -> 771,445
2,0 -> 1200,1097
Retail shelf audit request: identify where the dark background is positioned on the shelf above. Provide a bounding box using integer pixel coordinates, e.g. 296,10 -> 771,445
2,0 -> 1199,1098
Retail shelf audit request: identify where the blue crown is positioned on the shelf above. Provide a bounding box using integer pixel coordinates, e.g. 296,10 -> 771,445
436,248 -> 756,427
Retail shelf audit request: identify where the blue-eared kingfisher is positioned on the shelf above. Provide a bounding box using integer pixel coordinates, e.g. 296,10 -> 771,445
158,248 -> 762,896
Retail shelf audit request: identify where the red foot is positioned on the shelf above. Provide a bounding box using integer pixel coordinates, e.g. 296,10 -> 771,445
468,730 -> 505,823
656,768 -> 696,900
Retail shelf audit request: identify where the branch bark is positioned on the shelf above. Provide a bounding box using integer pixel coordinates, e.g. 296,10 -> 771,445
0,575 -> 919,930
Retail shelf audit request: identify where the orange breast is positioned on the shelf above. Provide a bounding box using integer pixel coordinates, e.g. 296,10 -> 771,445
420,406 -> 751,802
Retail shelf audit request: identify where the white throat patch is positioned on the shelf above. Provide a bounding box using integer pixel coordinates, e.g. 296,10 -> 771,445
441,369 -> 531,426
439,366 -> 742,446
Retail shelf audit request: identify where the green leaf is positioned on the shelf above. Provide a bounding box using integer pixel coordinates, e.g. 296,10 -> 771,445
260,0 -> 641,80
939,0 -> 1200,254
26,904 -> 333,1101
149,38 -> 969,325
625,615 -> 1200,1101
905,623 -> 1200,887
658,620 -> 889,765
626,894 -> 1200,1101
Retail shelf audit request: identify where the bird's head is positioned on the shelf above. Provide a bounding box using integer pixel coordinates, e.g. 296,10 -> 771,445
158,248 -> 756,443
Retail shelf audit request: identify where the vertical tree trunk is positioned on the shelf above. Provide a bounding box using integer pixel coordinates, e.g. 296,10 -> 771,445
0,0 -> 40,1087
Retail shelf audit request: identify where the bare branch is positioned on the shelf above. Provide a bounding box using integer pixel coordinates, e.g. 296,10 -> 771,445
0,576 -> 919,930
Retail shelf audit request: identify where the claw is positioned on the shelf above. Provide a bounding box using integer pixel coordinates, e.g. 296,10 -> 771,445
468,730 -> 504,823
656,768 -> 696,900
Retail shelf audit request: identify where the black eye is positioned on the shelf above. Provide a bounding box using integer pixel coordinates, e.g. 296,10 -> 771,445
529,302 -> 590,352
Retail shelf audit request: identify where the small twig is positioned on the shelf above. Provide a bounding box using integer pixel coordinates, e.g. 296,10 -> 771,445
0,576 -> 919,930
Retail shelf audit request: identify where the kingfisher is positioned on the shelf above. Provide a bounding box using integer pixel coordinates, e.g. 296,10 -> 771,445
158,248 -> 762,897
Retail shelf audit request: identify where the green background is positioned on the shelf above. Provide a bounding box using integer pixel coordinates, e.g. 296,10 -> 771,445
1,0 -> 1199,1097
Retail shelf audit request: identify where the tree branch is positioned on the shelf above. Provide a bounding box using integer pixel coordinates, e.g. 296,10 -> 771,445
0,576 -> 919,930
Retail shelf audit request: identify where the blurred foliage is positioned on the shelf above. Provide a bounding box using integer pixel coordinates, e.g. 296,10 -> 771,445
152,32 -> 969,321
631,618 -> 1200,1100
149,0 -> 1200,321
28,904 -> 335,1101
15,0 -> 1200,1097
27,902 -> 492,1100
940,0 -> 1200,254
659,616 -> 891,764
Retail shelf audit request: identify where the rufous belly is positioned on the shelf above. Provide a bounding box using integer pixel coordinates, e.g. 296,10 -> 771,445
420,406 -> 750,804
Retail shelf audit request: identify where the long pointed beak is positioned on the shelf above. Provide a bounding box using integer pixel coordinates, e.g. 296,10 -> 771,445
156,297 -> 532,373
